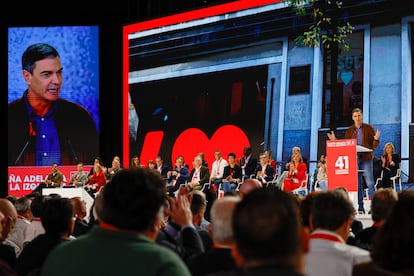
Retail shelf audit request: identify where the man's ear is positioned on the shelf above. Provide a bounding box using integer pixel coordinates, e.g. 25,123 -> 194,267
300,227 -> 310,254
231,244 -> 245,269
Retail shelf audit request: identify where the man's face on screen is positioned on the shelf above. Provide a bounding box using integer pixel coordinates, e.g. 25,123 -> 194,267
24,57 -> 63,102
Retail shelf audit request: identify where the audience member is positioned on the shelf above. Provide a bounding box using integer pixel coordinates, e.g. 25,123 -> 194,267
239,146 -> 258,180
198,152 -> 208,168
44,163 -> 64,187
70,197 -> 89,237
130,155 -> 143,168
68,162 -> 88,187
105,155 -> 122,182
221,152 -> 243,193
277,146 -> 304,188
328,108 -> 380,214
283,152 -> 307,192
189,190 -> 213,251
15,197 -> 75,276
264,149 -> 277,174
238,178 -> 262,199
255,152 -> 275,186
379,142 -> 401,189
155,155 -> 169,178
305,190 -> 370,276
311,155 -> 328,191
167,156 -> 189,196
156,189 -> 205,261
353,188 -> 398,251
217,188 -> 308,275
6,196 -> 33,257
187,155 -> 210,190
0,199 -> 18,271
353,190 -> 414,275
186,195 -> 241,275
87,157 -> 105,178
84,162 -> 106,197
24,194 -> 46,244
0,210 -> 18,276
41,168 -> 191,275
210,150 -> 229,190
147,159 -> 156,170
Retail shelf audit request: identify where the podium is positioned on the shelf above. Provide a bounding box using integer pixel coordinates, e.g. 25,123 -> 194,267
42,188 -> 94,222
326,139 -> 358,192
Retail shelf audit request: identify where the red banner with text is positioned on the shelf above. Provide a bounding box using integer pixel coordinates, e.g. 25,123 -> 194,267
8,165 -> 93,197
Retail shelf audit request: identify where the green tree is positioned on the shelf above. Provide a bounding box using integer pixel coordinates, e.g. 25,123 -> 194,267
285,0 -> 355,129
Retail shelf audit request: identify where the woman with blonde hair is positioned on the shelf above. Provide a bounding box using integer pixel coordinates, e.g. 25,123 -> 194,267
380,142 -> 400,188
283,152 -> 307,192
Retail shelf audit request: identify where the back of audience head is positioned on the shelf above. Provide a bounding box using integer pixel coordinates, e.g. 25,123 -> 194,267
370,188 -> 398,223
371,190 -> 414,271
41,197 -> 74,237
300,191 -> 322,230
189,190 -> 207,224
14,196 -> 33,220
232,188 -> 306,272
209,196 -> 240,246
96,168 -> 166,236
0,198 -> 17,242
70,197 -> 87,220
31,195 -> 45,218
310,190 -> 355,233
238,178 -> 262,198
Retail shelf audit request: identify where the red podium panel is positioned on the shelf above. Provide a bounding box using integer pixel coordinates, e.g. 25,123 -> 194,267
326,139 -> 358,192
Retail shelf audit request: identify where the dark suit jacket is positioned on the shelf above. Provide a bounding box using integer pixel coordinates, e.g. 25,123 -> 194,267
188,166 -> 210,186
157,225 -> 205,261
8,93 -> 99,166
240,154 -> 258,177
345,123 -> 379,161
255,164 -> 275,183
186,247 -> 237,276
222,165 -> 242,183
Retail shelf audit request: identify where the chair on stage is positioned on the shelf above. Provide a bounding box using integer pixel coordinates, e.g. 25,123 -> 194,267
390,168 -> 402,191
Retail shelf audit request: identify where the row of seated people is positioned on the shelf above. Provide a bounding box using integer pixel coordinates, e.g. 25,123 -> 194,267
2,168 -> 413,275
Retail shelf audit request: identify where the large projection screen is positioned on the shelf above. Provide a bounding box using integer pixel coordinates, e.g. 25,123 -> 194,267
8,26 -> 99,197
124,0 -> 283,169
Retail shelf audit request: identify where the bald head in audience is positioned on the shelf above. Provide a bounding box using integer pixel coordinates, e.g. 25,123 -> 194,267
0,198 -> 18,242
239,178 -> 262,198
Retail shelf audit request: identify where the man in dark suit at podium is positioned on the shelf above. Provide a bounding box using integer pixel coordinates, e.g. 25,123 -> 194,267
328,108 -> 380,214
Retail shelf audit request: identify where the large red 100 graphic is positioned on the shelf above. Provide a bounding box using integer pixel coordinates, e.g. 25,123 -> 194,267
139,124 -> 250,169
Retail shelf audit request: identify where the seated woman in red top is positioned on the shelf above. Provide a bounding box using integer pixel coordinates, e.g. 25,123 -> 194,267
85,163 -> 106,197
283,152 -> 307,192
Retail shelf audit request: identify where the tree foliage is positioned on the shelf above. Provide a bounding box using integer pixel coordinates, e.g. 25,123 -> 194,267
285,0 -> 354,50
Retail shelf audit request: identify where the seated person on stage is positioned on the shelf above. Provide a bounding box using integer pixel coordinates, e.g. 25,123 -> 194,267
85,163 -> 106,197
255,152 -> 275,186
277,146 -> 307,188
68,162 -> 88,187
105,155 -> 122,182
312,155 -> 328,191
283,152 -> 307,192
187,155 -> 210,191
209,150 -> 228,190
264,150 -> 277,174
221,152 -> 242,193
167,156 -> 189,196
45,163 -> 64,188
380,142 -> 401,189
239,146 -> 258,180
